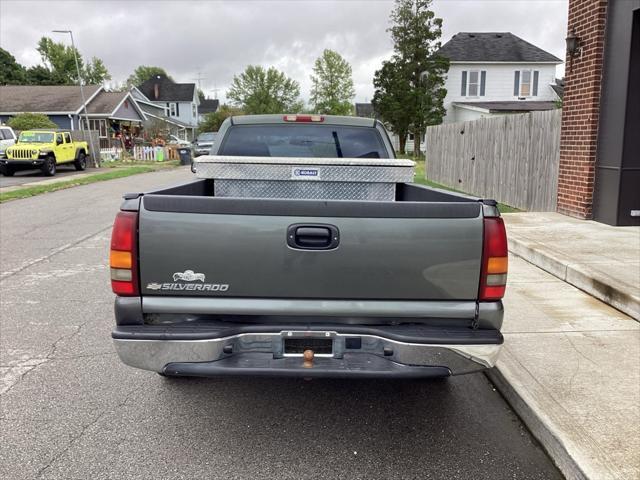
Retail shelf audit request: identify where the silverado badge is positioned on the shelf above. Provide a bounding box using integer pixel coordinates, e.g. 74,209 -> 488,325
146,270 -> 229,292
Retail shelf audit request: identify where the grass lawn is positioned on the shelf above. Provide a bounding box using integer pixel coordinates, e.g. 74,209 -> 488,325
0,161 -> 179,204
398,154 -> 520,213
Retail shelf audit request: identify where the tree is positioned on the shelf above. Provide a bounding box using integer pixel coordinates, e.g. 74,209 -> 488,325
126,66 -> 172,87
7,113 -> 58,131
25,65 -> 64,85
310,49 -> 355,115
36,36 -> 111,85
388,0 -> 448,153
198,104 -> 244,133
372,0 -> 448,155
227,65 -> 303,114
372,58 -> 413,154
0,48 -> 26,85
83,57 -> 110,84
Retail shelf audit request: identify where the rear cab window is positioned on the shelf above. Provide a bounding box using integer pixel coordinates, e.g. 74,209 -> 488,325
64,132 -> 72,143
218,124 -> 389,159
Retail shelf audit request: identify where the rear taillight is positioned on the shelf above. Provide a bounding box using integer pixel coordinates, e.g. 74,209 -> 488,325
479,216 -> 508,301
282,114 -> 324,122
110,211 -> 139,296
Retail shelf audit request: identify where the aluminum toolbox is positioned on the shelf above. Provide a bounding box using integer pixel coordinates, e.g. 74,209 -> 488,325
194,155 -> 416,201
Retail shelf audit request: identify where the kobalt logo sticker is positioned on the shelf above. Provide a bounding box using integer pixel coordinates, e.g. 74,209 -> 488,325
292,167 -> 320,180
147,270 -> 229,292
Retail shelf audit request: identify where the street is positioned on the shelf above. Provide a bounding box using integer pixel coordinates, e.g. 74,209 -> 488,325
0,168 -> 562,480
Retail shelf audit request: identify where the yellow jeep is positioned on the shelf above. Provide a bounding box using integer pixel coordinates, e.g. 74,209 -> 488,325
1,129 -> 90,177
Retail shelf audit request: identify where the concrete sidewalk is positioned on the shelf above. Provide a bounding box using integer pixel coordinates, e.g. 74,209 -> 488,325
503,212 -> 640,320
488,257 -> 640,480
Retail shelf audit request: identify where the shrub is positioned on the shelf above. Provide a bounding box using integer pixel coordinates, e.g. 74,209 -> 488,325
7,113 -> 58,131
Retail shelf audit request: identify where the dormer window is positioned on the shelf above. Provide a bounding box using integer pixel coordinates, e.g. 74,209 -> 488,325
461,70 -> 486,97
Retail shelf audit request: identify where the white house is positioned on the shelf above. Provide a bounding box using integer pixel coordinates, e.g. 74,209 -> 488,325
137,74 -> 199,139
436,32 -> 563,123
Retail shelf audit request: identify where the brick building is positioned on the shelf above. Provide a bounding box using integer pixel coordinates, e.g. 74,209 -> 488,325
558,0 -> 639,226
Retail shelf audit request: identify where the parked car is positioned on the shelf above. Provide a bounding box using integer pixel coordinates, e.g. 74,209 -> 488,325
193,132 -> 218,156
0,129 -> 89,177
167,134 -> 192,147
0,125 -> 17,159
110,114 -> 507,379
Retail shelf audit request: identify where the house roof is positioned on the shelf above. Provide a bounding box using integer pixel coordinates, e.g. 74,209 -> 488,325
354,103 -> 375,118
551,78 -> 565,99
137,74 -> 196,102
437,32 -> 562,63
85,91 -> 127,114
199,99 -> 219,114
0,85 -> 102,114
454,101 -> 558,113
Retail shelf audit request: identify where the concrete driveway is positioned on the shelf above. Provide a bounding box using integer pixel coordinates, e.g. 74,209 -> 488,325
0,168 -> 563,479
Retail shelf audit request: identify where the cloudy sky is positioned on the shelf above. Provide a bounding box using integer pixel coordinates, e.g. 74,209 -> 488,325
0,0 -> 568,104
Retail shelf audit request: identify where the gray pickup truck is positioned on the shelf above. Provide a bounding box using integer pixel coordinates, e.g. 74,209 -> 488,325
110,114 -> 508,379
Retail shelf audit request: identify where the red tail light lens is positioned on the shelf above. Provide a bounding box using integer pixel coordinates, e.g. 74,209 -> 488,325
110,211 -> 139,296
479,216 -> 508,301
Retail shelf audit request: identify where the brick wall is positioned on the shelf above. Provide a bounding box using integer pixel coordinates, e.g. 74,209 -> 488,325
557,0 -> 608,218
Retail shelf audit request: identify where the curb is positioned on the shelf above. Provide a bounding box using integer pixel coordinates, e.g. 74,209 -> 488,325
508,236 -> 640,321
486,364 -> 590,480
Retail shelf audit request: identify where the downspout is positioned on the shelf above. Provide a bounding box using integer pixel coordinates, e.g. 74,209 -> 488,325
68,114 -> 74,130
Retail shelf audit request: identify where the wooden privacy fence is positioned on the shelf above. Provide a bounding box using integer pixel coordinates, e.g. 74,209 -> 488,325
425,109 -> 561,211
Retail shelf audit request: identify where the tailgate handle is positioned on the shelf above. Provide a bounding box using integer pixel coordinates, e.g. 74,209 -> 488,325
287,224 -> 339,250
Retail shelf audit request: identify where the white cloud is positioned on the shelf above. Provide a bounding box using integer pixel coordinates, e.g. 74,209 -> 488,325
0,0 -> 567,103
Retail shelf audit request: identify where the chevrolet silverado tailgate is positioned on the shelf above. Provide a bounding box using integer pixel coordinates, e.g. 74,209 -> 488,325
137,195 -> 483,301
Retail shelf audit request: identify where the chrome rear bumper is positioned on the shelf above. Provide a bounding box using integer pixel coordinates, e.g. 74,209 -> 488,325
113,330 -> 502,377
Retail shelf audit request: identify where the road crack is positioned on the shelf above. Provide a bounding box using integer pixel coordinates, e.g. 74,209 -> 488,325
0,225 -> 112,282
35,388 -> 137,479
0,320 -> 90,397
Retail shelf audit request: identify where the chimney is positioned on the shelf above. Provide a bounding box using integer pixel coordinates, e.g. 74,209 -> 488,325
153,83 -> 159,100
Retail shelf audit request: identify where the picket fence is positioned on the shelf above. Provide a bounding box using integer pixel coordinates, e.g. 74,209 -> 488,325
100,145 -> 171,162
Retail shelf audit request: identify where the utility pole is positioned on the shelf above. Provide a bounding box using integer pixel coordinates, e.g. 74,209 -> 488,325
193,72 -> 206,93
52,29 -> 99,167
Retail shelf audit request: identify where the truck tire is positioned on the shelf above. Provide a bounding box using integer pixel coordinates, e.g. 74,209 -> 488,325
0,166 -> 15,177
42,155 -> 56,176
74,152 -> 87,171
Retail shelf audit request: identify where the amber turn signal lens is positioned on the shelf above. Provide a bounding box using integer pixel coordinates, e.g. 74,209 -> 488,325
487,256 -> 508,274
110,250 -> 132,269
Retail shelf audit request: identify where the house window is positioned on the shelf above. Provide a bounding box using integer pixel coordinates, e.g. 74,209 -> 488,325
88,119 -> 108,137
192,103 -> 197,118
468,71 -> 479,96
169,103 -> 177,117
515,70 -> 539,97
461,70 -> 486,97
521,70 -> 531,96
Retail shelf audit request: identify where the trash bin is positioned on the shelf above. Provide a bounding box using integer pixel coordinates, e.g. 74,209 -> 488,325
178,148 -> 192,166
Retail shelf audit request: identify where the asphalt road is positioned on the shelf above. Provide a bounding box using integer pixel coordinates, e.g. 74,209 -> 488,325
0,166 -> 108,188
0,167 -> 563,480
